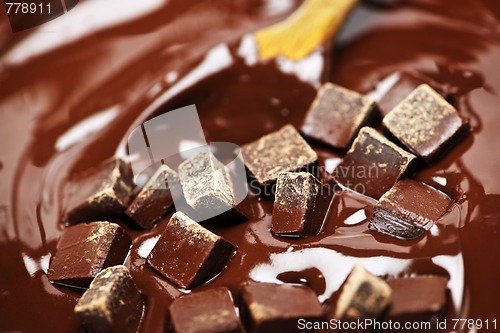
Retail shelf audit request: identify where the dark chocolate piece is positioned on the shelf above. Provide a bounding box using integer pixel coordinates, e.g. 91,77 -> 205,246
271,171 -> 332,237
332,265 -> 391,321
48,222 -> 131,288
63,158 -> 133,225
382,84 -> 469,162
383,276 -> 448,331
333,127 -> 416,199
369,179 -> 452,240
239,282 -> 324,333
75,265 -> 143,333
147,211 -> 236,289
169,287 -> 242,333
301,83 -> 377,149
377,71 -> 453,117
126,164 -> 176,229
241,125 -> 317,187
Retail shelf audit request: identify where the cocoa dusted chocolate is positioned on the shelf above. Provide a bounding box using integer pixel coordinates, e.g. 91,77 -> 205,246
75,265 -> 143,333
301,83 -> 377,149
169,287 -> 242,333
241,125 -> 317,188
382,84 -> 469,162
369,179 -> 452,240
239,282 -> 324,333
126,164 -> 176,229
383,276 -> 449,331
333,127 -> 416,199
147,211 -> 236,289
48,221 -> 132,288
331,264 -> 391,321
271,171 -> 332,237
63,158 -> 134,225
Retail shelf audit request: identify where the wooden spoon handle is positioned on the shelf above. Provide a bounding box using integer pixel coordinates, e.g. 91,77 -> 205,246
255,0 -> 358,61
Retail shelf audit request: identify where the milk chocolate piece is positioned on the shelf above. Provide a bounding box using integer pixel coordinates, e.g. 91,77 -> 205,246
333,127 -> 416,199
63,158 -> 133,225
239,282 -> 324,333
301,83 -> 377,149
147,211 -> 236,289
169,287 -> 242,333
383,276 -> 448,331
48,222 -> 132,288
241,125 -> 317,187
377,71 -> 453,117
382,84 -> 469,162
332,265 -> 391,321
271,172 -> 332,237
369,179 -> 452,240
126,164 -> 176,229
75,265 -> 143,333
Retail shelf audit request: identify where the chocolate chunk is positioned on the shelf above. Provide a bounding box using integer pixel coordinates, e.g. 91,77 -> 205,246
75,265 -> 143,333
369,179 -> 452,240
239,282 -> 324,333
382,84 -> 469,162
333,127 -> 416,199
178,151 -> 236,220
63,158 -> 133,225
383,276 -> 448,331
377,71 -> 453,117
147,211 -> 236,289
241,125 -> 317,187
301,83 -> 377,149
271,172 -> 332,237
48,222 -> 132,288
169,287 -> 242,333
332,265 -> 391,321
126,164 -> 176,229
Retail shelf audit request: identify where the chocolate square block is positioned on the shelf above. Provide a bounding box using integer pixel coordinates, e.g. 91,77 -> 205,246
241,125 -> 317,187
333,127 -> 416,199
147,211 -> 236,289
239,282 -> 324,333
75,265 -> 143,333
48,222 -> 132,288
63,158 -> 133,225
369,179 -> 452,240
377,71 -> 453,117
169,287 -> 242,333
301,83 -> 377,149
332,265 -> 391,321
383,276 -> 448,331
126,164 -> 176,229
382,84 -> 469,162
271,172 -> 332,237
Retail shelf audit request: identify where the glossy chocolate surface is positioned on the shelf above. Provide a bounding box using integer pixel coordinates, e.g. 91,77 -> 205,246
1,0 -> 500,332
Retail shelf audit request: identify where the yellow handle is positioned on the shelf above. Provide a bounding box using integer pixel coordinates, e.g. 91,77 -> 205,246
255,0 -> 358,61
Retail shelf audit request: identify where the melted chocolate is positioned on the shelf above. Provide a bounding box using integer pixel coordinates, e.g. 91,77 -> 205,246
1,0 -> 500,332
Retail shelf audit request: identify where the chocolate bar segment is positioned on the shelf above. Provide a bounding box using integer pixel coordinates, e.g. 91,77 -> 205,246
147,211 -> 236,289
333,127 -> 416,199
383,276 -> 448,331
382,84 -> 469,162
126,164 -> 176,229
63,158 -> 133,225
301,83 -> 377,149
369,179 -> 452,240
332,265 -> 391,321
48,221 -> 132,288
241,125 -> 317,187
239,282 -> 324,333
271,172 -> 332,237
75,265 -> 143,333
169,287 -> 242,333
